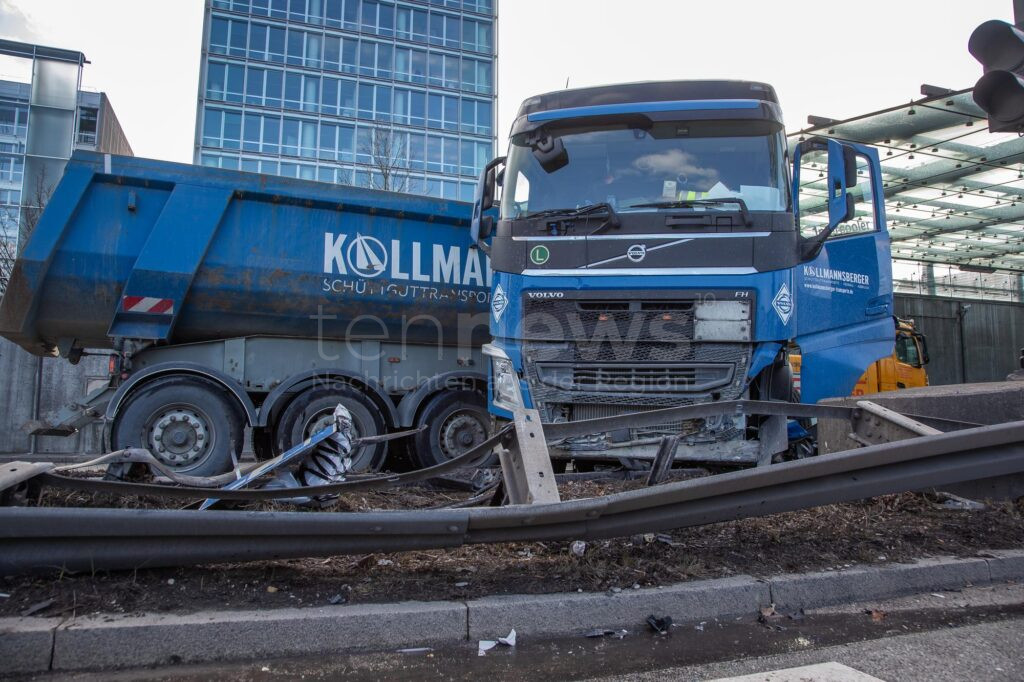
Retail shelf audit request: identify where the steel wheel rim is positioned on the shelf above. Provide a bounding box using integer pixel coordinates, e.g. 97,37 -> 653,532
145,405 -> 215,468
438,409 -> 487,460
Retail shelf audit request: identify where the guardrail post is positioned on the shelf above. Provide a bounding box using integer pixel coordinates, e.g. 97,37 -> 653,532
498,406 -> 560,505
757,414 -> 788,466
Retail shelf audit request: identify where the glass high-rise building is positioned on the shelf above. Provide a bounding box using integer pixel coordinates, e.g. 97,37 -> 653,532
195,0 -> 497,203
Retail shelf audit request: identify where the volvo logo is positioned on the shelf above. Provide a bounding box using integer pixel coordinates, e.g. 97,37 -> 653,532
347,233 -> 388,278
626,244 -> 647,263
527,291 -> 564,298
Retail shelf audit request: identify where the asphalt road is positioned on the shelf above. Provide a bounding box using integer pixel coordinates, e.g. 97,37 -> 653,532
21,583 -> 1024,682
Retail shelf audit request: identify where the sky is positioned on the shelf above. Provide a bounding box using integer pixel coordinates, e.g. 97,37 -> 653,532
0,0 -> 1015,164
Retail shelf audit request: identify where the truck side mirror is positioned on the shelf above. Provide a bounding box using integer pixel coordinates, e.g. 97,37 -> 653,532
471,156 -> 505,254
795,137 -> 860,260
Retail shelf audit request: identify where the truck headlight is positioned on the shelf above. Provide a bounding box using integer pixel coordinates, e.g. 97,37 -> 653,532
484,344 -> 523,410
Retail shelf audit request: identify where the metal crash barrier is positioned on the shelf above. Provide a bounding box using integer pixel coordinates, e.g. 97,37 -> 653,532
1,400 -> 1023,574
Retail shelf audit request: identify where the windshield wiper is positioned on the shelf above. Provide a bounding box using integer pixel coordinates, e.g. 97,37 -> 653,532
630,198 -> 752,227
521,202 -> 622,233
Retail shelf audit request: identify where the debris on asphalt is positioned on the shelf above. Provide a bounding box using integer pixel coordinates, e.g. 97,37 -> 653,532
0,593 -> 9,599
695,621 -> 706,631
396,647 -> 433,654
478,629 -> 516,655
266,586 -> 278,593
20,598 -> 55,617
585,628 -> 628,639
646,614 -> 673,635
327,594 -> 346,605
570,541 -> 587,557
758,604 -> 804,628
866,608 -> 887,623
377,559 -> 394,566
454,582 -> 469,588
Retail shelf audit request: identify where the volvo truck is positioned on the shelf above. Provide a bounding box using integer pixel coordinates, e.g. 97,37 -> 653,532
472,80 -> 895,465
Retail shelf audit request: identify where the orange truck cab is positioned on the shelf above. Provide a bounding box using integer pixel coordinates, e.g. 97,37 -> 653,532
791,317 -> 929,398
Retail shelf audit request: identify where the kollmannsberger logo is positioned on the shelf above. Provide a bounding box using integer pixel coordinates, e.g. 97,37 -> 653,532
348,233 -> 388,278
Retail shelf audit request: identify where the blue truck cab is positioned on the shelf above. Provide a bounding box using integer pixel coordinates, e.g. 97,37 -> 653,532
471,80 -> 893,465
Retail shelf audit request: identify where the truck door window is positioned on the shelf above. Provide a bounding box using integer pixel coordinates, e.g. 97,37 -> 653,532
895,334 -> 920,367
798,149 -> 877,239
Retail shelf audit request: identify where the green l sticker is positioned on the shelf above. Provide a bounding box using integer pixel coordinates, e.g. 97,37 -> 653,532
530,244 -> 550,265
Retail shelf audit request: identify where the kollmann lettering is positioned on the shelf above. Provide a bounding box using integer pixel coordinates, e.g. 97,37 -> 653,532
323,233 -> 492,287
802,265 -> 870,286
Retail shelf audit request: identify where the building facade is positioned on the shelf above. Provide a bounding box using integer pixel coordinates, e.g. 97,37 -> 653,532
0,81 -> 132,254
194,0 -> 497,203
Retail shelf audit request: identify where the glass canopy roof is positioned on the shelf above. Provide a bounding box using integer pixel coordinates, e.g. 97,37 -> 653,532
787,89 -> 1024,274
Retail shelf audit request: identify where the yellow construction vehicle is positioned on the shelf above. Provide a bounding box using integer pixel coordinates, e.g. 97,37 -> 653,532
791,317 -> 929,398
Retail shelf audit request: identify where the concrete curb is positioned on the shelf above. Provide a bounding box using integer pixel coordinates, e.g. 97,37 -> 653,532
3,550 -> 1022,674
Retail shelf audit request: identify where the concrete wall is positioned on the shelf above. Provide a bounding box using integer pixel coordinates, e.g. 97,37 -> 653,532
0,337 -> 106,456
894,294 -> 1024,386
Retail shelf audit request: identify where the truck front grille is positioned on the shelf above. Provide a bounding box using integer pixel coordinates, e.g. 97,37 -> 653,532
536,362 -> 735,393
521,294 -> 752,450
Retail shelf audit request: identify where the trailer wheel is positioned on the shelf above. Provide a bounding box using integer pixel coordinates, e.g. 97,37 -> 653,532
111,376 -> 244,477
412,390 -> 491,469
274,386 -> 387,473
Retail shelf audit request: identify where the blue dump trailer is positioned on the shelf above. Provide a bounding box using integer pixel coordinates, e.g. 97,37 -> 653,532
470,80 -> 895,466
0,152 -> 493,475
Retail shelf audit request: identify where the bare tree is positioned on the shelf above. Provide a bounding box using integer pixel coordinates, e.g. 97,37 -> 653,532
359,128 -> 408,193
0,208 -> 17,299
0,166 -> 52,299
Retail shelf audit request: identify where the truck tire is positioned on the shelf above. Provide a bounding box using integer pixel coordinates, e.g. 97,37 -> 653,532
111,376 -> 244,477
412,389 -> 491,469
273,386 -> 387,473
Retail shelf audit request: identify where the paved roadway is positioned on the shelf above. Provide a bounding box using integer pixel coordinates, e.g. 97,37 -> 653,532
25,583 -> 1024,681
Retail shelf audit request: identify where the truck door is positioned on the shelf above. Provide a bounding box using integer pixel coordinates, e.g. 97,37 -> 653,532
791,140 -> 895,403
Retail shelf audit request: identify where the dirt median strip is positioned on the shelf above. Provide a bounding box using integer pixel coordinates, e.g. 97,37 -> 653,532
2,550 -> 1022,674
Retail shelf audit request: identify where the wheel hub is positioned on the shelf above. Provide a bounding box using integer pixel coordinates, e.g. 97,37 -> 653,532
149,408 -> 210,467
439,412 -> 486,459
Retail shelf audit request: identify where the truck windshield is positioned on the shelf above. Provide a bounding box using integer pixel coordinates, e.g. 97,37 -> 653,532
501,121 -> 789,221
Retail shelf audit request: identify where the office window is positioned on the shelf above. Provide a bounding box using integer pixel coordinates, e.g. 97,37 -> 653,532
428,12 -> 444,46
376,43 -> 393,78
444,15 -> 460,48
460,97 -> 491,135
342,0 -> 359,29
207,62 -> 227,100
282,117 -> 317,157
262,115 -> 281,153
358,41 -> 375,76
461,57 -> 492,94
324,0 -> 342,27
408,133 -> 425,170
210,17 -> 229,54
396,7 -> 427,41
375,84 -> 392,121
462,18 -> 492,53
443,95 -> 458,131
428,52 -> 460,89
319,122 -> 354,161
287,28 -> 321,67
249,24 -> 286,63
322,76 -> 339,115
323,35 -> 341,70
378,2 -> 395,36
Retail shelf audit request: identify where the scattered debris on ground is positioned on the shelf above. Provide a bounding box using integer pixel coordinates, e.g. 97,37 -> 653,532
1,489 -> 1022,619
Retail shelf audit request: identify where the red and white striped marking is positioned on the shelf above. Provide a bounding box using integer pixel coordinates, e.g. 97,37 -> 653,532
121,296 -> 174,315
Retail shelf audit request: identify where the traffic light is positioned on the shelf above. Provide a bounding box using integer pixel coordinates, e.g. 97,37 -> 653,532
969,19 -> 1024,132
